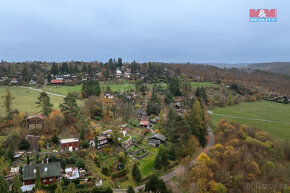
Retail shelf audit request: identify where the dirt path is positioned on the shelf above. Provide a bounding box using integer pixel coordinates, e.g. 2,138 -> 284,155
19,86 -> 66,98
133,127 -> 214,192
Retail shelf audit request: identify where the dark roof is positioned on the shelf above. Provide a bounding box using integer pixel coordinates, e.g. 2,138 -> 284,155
23,162 -> 61,181
27,115 -> 44,120
149,133 -> 166,141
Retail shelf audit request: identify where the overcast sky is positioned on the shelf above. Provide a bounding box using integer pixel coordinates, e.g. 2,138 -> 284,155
0,0 -> 289,63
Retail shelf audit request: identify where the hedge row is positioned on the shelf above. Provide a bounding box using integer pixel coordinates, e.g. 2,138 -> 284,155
111,169 -> 126,179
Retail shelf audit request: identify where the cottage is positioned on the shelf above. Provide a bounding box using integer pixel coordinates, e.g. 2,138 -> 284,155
22,162 -> 61,185
65,167 -> 79,180
104,93 -> 114,99
50,79 -> 63,84
148,133 -> 166,147
139,116 -> 150,127
10,78 -> 18,84
29,79 -> 36,85
26,115 -> 44,129
26,135 -> 40,152
90,136 -> 109,147
60,138 -> 79,152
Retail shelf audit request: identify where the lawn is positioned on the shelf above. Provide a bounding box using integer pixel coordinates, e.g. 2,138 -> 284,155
210,100 -> 290,141
0,87 -> 83,116
190,82 -> 217,88
0,87 -> 65,115
42,81 -> 216,96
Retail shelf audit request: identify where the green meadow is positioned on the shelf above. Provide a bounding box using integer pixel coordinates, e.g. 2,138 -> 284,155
210,100 -> 290,141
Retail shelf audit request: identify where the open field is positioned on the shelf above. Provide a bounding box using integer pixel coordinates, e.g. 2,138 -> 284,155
210,100 -> 290,141
0,87 -> 80,115
42,81 -> 216,96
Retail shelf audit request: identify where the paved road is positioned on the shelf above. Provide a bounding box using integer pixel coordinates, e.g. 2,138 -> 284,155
212,113 -> 290,124
133,127 -> 214,192
19,86 -> 66,98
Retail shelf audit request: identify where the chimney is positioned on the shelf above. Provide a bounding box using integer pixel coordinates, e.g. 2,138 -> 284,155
46,158 -> 49,163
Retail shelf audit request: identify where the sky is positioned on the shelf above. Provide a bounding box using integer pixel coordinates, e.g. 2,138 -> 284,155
0,0 -> 289,63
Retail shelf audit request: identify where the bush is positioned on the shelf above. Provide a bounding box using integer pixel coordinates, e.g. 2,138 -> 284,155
80,141 -> 89,149
111,169 -> 127,179
51,134 -> 59,144
75,158 -> 85,169
101,166 -> 110,176
18,139 -> 30,150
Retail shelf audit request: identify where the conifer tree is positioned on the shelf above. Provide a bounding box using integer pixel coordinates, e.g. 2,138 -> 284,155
132,163 -> 142,183
36,92 -> 53,116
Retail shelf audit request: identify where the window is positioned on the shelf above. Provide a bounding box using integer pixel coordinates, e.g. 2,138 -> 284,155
49,178 -> 53,181
44,167 -> 47,172
33,169 -> 36,173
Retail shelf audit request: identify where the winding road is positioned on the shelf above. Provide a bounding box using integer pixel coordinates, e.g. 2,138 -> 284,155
133,127 -> 214,192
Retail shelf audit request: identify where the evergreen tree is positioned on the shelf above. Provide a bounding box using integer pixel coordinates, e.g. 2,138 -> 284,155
81,80 -> 101,97
94,135 -> 99,147
55,183 -> 63,193
67,181 -> 76,193
73,64 -> 79,73
154,145 -> 169,170
132,163 -> 142,183
117,58 -> 123,69
35,166 -> 41,189
164,89 -> 174,105
22,66 -> 29,82
88,64 -> 93,74
69,64 -> 74,73
145,174 -> 171,193
12,175 -> 22,193
187,100 -> 207,147
60,63 -> 69,73
51,63 -> 59,74
127,186 -> 135,193
82,64 -> 87,72
59,92 -> 80,124
146,90 -> 161,116
7,143 -> 14,162
36,92 -> 53,116
2,88 -> 14,119
0,174 -> 9,193
168,77 -> 181,96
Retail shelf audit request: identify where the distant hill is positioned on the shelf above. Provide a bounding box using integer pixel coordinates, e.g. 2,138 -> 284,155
248,62 -> 290,76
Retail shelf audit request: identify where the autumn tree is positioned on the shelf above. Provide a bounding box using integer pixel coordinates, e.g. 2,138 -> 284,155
59,92 -> 80,124
226,93 -> 234,106
47,110 -> 64,133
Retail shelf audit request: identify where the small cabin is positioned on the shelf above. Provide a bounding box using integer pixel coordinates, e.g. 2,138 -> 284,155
60,138 -> 79,152
148,134 -> 166,147
26,115 -> 44,130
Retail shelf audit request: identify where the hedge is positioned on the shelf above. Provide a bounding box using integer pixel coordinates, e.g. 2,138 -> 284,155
111,169 -> 126,179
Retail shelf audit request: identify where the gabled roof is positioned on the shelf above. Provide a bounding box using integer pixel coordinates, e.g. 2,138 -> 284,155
27,115 -> 44,120
23,162 -> 61,180
149,133 -> 166,141
60,138 -> 79,144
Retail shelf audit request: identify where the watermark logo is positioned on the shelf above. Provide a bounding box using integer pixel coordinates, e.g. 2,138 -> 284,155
249,9 -> 277,22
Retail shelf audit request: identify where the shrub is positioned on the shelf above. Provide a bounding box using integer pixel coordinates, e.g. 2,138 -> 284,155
80,141 -> 89,149
111,169 -> 127,179
101,166 -> 110,176
18,139 -> 30,150
51,134 -> 59,144
75,158 -> 85,169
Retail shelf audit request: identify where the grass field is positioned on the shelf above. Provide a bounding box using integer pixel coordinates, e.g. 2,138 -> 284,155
210,100 -> 290,141
0,87 -> 73,115
42,81 -> 216,96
